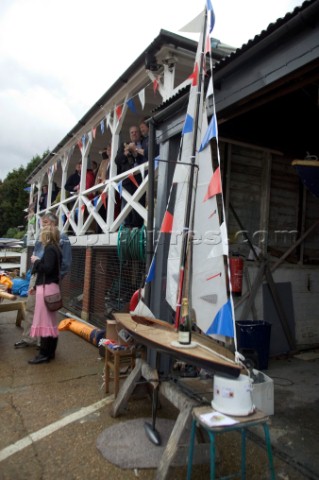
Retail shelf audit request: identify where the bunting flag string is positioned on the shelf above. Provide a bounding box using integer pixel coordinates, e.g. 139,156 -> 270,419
115,105 -> 123,121
126,98 -> 137,113
138,89 -> 145,110
101,192 -> 107,208
153,77 -> 159,94
100,119 -> 105,134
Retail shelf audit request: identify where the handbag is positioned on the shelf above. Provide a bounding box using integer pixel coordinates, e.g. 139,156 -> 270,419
43,246 -> 63,312
44,290 -> 63,311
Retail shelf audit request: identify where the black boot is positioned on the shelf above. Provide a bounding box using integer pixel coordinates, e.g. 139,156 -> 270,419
48,337 -> 58,359
28,337 -> 50,364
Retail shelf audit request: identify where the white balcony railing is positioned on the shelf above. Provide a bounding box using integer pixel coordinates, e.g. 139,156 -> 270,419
28,162 -> 149,244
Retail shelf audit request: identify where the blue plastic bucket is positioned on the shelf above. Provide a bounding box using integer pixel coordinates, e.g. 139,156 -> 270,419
235,320 -> 271,370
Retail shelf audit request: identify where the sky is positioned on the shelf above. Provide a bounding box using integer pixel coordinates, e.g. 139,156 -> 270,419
0,0 -> 305,182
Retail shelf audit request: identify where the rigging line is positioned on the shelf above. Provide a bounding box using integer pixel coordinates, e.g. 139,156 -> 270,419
155,159 -> 199,169
191,342 -> 238,365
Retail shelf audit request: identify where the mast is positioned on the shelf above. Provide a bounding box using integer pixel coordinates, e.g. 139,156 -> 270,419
175,8 -> 208,328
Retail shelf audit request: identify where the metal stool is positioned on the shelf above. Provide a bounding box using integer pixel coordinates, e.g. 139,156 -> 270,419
104,346 -> 135,398
187,406 -> 276,480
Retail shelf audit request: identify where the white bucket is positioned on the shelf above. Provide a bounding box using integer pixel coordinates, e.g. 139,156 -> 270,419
212,374 -> 255,416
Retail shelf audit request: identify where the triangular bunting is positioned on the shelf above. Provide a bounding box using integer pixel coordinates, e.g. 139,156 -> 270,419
126,98 -> 137,114
101,192 -> 107,208
117,181 -> 123,197
128,173 -> 139,188
153,77 -> 159,94
199,114 -> 217,151
115,105 -> 123,120
204,166 -> 221,201
106,112 -> 112,128
138,89 -> 145,110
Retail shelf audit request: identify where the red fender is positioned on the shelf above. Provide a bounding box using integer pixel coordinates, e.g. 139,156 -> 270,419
129,289 -> 140,311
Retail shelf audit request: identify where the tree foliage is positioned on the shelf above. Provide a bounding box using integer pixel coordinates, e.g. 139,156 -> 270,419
0,152 -> 48,237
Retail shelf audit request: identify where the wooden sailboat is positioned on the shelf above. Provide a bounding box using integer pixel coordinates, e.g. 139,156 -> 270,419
115,313 -> 242,377
117,3 -> 243,378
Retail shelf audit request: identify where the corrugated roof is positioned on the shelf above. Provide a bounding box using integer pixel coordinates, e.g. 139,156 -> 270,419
214,0 -> 316,71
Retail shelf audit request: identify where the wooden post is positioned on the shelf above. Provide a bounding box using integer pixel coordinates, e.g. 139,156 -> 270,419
81,247 -> 92,321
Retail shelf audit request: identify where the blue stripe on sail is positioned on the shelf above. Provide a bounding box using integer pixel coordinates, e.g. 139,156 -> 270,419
199,114 -> 217,151
182,114 -> 194,135
145,257 -> 156,283
206,298 -> 234,337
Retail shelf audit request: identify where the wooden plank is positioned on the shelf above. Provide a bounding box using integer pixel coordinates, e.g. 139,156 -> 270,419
110,358 -> 143,418
156,405 -> 194,480
0,301 -> 26,327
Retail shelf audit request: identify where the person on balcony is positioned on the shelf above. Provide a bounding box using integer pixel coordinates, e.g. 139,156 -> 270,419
94,145 -> 111,233
64,161 -> 82,194
38,185 -> 48,211
115,126 -> 147,228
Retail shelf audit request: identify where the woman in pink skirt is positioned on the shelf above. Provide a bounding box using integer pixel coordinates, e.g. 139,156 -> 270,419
28,226 -> 62,364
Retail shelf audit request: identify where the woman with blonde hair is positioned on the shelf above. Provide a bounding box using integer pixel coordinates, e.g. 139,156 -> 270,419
28,226 -> 62,364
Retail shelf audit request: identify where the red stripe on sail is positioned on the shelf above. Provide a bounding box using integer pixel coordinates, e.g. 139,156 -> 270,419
206,272 -> 221,281
160,211 -> 174,233
204,166 -> 222,202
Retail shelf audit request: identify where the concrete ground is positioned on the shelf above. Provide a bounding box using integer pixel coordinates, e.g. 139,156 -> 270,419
0,301 -> 318,480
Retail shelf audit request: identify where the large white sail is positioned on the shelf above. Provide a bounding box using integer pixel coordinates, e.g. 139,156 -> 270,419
165,1 -> 234,339
191,111 -> 229,337
165,18 -> 206,312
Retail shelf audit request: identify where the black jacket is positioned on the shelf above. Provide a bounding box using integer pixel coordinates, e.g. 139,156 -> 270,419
115,143 -> 146,186
64,171 -> 81,193
33,244 -> 62,286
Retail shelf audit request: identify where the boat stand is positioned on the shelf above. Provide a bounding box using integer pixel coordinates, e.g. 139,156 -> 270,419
110,357 -> 208,480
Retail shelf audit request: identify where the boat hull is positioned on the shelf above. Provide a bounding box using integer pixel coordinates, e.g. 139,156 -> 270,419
114,313 -> 242,378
